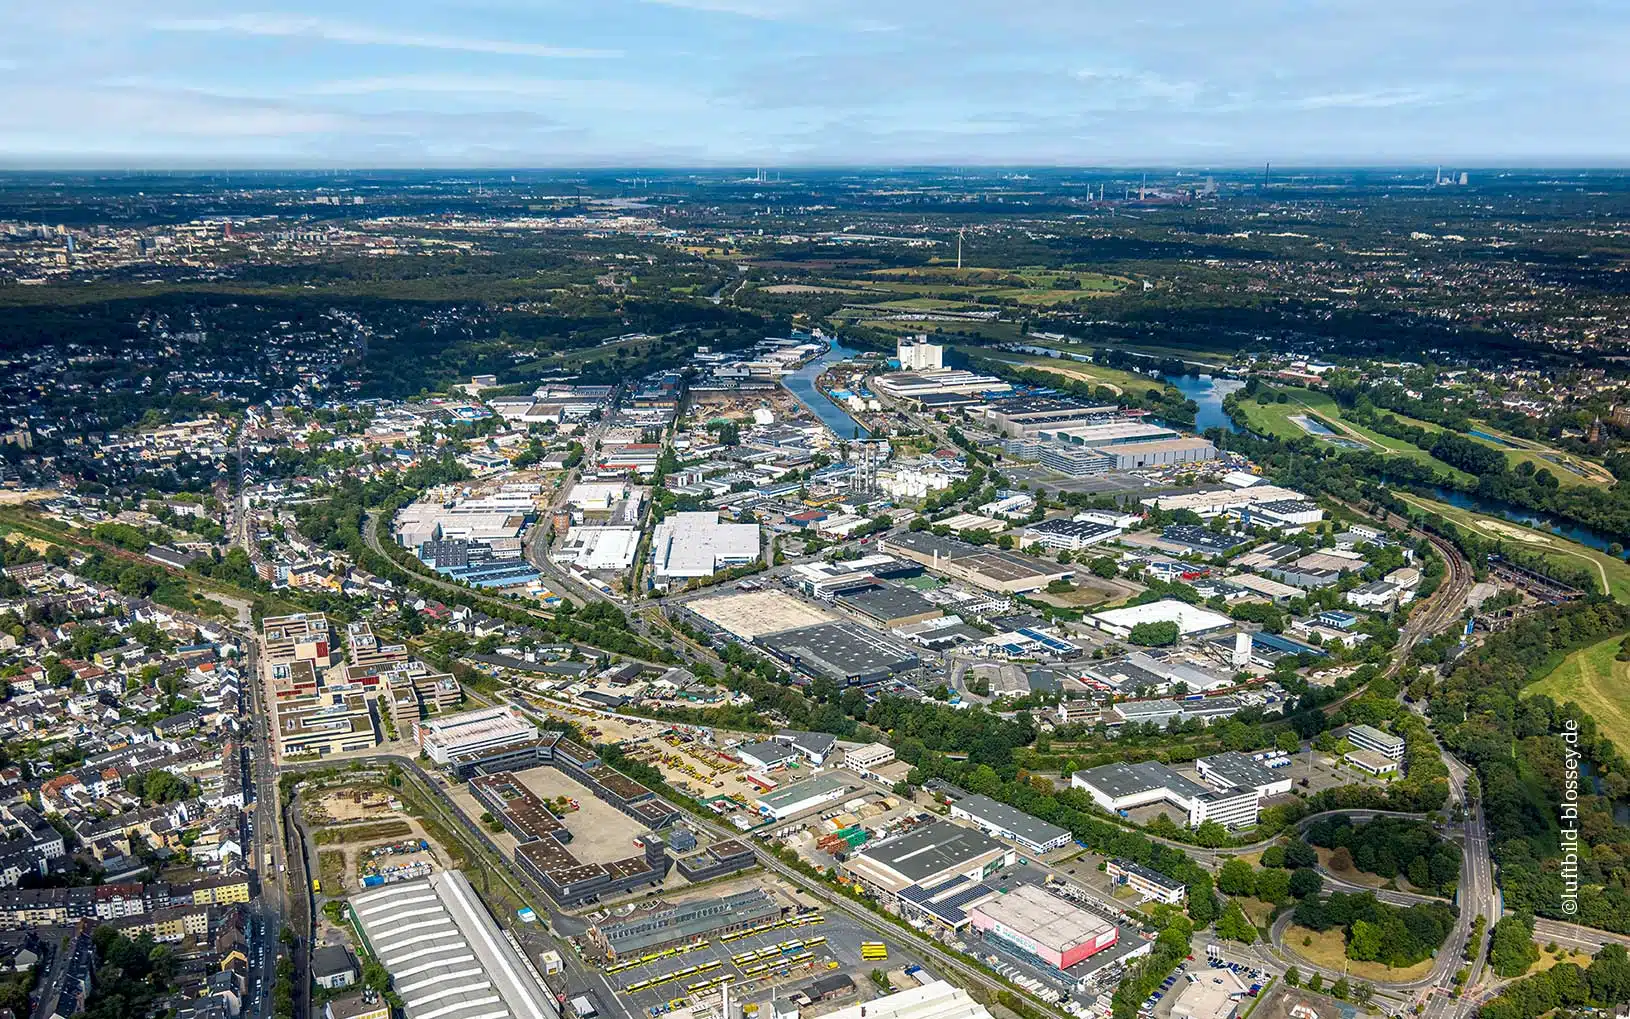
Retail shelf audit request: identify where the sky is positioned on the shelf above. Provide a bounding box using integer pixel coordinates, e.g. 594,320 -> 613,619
3,0 -> 1627,167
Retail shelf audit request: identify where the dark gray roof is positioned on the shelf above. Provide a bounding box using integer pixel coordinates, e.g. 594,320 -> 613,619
950,792 -> 1070,847
857,820 -> 1003,883
1074,760 -> 1208,801
835,584 -> 940,623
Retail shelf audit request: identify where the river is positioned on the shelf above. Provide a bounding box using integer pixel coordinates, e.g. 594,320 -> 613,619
782,339 -> 869,439
1165,374 -> 1245,433
1425,486 -> 1628,558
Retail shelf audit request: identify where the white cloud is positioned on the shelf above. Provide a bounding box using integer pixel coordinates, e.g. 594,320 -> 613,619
640,0 -> 813,18
153,14 -> 620,58
1288,88 -> 1441,109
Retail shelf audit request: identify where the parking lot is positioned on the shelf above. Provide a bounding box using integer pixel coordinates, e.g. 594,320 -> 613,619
601,909 -> 921,1018
1145,952 -> 1271,1019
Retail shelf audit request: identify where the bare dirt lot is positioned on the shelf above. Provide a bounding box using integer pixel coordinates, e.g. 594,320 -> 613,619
513,765 -> 649,864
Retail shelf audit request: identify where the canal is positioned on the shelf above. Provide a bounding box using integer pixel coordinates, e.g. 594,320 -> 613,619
1424,486 -> 1629,557
782,339 -> 869,439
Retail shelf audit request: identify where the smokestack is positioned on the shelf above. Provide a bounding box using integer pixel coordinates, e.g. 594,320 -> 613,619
1233,632 -> 1252,669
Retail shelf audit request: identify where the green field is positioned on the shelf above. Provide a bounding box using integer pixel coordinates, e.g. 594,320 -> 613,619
1232,388 -> 1477,485
1527,634 -> 1630,755
1463,421 -> 1614,488
1396,493 -> 1630,601
958,348 -> 1168,396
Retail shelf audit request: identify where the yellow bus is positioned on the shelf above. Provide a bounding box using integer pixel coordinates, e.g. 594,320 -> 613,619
861,942 -> 888,962
312,878 -> 321,893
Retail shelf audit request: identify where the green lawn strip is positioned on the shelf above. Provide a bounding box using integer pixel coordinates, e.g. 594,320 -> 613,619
1233,390 -> 1476,486
1526,634 -> 1630,757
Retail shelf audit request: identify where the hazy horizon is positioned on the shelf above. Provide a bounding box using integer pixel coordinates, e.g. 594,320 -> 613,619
5,1 -> 1627,167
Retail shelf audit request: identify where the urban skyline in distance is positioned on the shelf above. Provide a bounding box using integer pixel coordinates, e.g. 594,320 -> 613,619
3,0 -> 1628,167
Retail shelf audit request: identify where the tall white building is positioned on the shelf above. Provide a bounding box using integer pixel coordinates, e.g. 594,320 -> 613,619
897,336 -> 945,371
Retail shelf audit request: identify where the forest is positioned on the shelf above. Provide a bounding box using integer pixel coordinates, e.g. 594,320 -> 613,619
1303,814 -> 1461,897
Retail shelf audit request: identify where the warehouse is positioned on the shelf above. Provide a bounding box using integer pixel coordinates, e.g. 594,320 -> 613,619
754,772 -> 854,821
649,512 -> 760,585
842,820 -> 1013,897
1070,760 -> 1259,829
967,884 -> 1119,970
350,871 -> 561,1019
834,584 -> 945,629
416,706 -> 537,766
882,532 -> 1073,594
736,740 -> 802,771
1194,752 -> 1294,799
550,527 -> 641,571
1094,437 -> 1216,470
946,793 -> 1072,855
760,621 -> 920,687
1090,599 -> 1234,639
1020,518 -> 1121,552
977,398 -> 1120,437
1140,485 -> 1309,518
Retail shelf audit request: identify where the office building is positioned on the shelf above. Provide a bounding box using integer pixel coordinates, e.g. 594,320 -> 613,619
1020,518 -> 1121,552
1346,724 -> 1405,761
1105,858 -> 1187,905
416,706 -> 538,766
1070,761 -> 1258,829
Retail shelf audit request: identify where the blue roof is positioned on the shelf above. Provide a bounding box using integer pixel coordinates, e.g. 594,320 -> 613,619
1251,631 -> 1328,657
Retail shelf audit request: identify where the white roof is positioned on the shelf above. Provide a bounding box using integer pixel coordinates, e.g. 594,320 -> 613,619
1092,599 -> 1233,635
651,512 -> 760,578
555,527 -> 640,571
1221,471 -> 1264,488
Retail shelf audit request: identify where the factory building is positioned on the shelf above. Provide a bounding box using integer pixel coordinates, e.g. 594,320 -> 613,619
967,885 -> 1119,970
841,821 -> 1014,898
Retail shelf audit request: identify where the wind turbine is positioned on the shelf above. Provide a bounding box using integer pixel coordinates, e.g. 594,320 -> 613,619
957,227 -> 965,271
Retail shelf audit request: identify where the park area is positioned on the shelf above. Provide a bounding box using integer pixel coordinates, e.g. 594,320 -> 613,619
1527,633 -> 1630,756
1283,925 -> 1434,983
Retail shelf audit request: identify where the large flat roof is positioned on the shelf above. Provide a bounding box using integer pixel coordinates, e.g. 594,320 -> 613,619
351,870 -> 559,1019
968,884 -> 1114,954
761,621 -> 919,681
1074,760 -> 1209,802
949,792 -> 1070,848
854,820 -> 1005,885
687,590 -> 836,641
1092,599 -> 1234,635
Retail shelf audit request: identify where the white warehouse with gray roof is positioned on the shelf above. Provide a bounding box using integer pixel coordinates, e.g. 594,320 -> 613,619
350,870 -> 560,1019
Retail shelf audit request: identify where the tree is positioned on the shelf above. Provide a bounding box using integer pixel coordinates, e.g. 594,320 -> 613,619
1216,899 -> 1257,944
1128,621 -> 1180,647
1489,915 -> 1541,977
1329,846 -> 1354,872
1307,973 -> 1323,992
1349,919 -> 1384,961
1289,868 -> 1324,899
1090,556 -> 1119,579
1218,859 -> 1257,897
1331,977 -> 1350,1000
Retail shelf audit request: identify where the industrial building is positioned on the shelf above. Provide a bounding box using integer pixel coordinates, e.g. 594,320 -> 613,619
649,512 -> 760,585
897,336 -> 945,370
760,621 -> 920,687
967,884 -> 1118,970
1020,518 -> 1122,552
1194,752 -> 1294,799
1070,760 -> 1259,829
834,584 -> 945,629
416,706 -> 538,766
946,793 -> 1072,855
754,773 -> 855,821
1140,485 -> 1309,519
975,398 -> 1120,438
1346,724 -> 1405,761
842,820 -> 1013,898
1089,599 -> 1234,639
672,839 -> 757,883
551,527 -> 641,571
1106,858 -> 1187,904
842,743 -> 897,781
882,532 -> 1073,594
873,369 -> 1011,404
589,888 -> 775,958
349,871 -> 561,1019
683,589 -> 837,641
1092,437 -> 1216,470
820,981 -> 995,1019
736,740 -> 803,772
